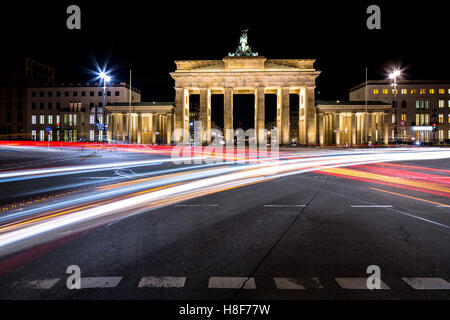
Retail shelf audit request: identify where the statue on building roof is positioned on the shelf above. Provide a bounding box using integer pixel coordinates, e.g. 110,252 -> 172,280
228,29 -> 258,57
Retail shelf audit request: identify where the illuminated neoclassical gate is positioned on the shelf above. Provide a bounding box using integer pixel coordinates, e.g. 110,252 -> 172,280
170,32 -> 321,145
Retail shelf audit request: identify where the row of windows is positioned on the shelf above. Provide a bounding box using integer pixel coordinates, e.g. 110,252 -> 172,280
31,114 -> 78,126
31,101 -> 102,110
414,113 -> 450,125
0,113 -> 22,123
31,130 -> 104,142
374,88 -> 450,95
31,90 -> 120,98
413,100 -> 450,109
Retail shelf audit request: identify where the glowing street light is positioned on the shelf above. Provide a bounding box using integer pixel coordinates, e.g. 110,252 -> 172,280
97,69 -> 112,142
389,68 -> 401,140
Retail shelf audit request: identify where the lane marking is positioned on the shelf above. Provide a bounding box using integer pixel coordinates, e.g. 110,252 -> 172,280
274,277 -> 323,289
351,205 -> 393,208
335,278 -> 390,289
402,277 -> 450,290
173,204 -> 218,207
264,205 -> 306,207
369,187 -> 450,207
208,277 -> 256,289
138,276 -> 186,288
12,278 -> 60,289
80,277 -> 122,289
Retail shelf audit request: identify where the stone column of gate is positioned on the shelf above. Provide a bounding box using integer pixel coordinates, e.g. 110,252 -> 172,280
224,88 -> 234,144
174,88 -> 187,143
107,114 -> 113,141
119,114 -> 124,141
166,114 -> 172,145
152,114 -> 157,143
305,87 -> 317,145
351,113 -> 357,145
383,113 -> 389,145
137,114 -> 142,144
367,113 -> 372,143
200,88 -> 211,144
255,87 -> 265,145
371,113 -> 377,144
278,87 -> 290,145
318,112 -> 324,145
334,113 -> 340,145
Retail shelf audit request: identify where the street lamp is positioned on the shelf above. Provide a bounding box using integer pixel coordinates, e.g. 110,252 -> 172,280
389,69 -> 401,142
98,71 -> 111,142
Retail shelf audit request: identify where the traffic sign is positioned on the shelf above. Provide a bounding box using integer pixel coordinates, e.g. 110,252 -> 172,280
400,120 -> 406,126
45,126 -> 52,133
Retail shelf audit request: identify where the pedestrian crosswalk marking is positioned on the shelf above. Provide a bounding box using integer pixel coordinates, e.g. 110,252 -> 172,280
335,277 -> 390,289
402,277 -> 450,290
274,277 -> 323,289
80,277 -> 122,289
138,276 -> 186,288
208,277 -> 256,289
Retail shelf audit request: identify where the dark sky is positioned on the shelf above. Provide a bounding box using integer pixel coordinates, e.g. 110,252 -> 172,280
2,0 -> 450,102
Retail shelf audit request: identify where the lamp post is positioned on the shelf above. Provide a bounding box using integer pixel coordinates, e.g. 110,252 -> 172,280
389,69 -> 401,143
99,71 -> 111,142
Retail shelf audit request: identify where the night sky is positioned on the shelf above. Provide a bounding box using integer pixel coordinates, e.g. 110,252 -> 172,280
2,0 -> 450,103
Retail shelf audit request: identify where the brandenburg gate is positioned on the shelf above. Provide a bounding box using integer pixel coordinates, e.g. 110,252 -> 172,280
170,30 -> 321,145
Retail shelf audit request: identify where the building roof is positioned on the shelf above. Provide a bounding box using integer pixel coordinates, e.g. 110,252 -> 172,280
316,100 -> 390,106
108,102 -> 174,107
350,79 -> 450,92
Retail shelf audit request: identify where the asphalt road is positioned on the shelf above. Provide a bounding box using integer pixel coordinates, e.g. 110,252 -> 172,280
0,146 -> 449,300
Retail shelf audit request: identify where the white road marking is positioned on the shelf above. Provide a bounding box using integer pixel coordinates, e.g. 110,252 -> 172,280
274,277 -> 323,289
351,205 -> 393,208
174,204 -> 218,207
335,278 -> 390,289
80,277 -> 122,289
138,276 -> 186,288
208,277 -> 256,289
264,205 -> 306,207
12,278 -> 60,289
402,277 -> 450,289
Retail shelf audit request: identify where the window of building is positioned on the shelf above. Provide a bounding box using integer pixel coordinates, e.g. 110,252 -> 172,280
56,102 -> 61,110
373,89 -> 379,95
73,114 -> 77,126
31,115 -> 36,124
48,102 -> 52,109
90,114 -> 95,124
40,102 -> 44,110
81,91 -> 86,97
40,92 -> 44,97
401,100 -> 406,108
48,91 -> 52,97
65,91 -> 69,97
32,91 -> 36,97
69,114 -> 73,126
439,114 -> 444,123
115,91 -> 120,96
56,91 -> 61,97
392,89 -> 398,94
90,91 -> 94,96
31,130 -> 36,140
382,89 -> 388,94
40,115 -> 45,124
425,114 -> 430,125
420,88 -> 426,94
90,102 -> 95,109
73,91 -> 78,97
107,91 -> 111,96
401,114 -> 406,121
448,114 -> 450,123
392,114 -> 396,124
429,89 -> 435,94
99,130 -> 103,142
439,89 -> 445,94
90,130 -> 95,142
411,89 -> 417,94
439,100 -> 445,108
48,115 -> 53,124
48,131 -> 53,141
64,114 -> 68,125
99,115 -> 103,124
425,101 -> 430,109
56,115 -> 60,124
32,102 -> 36,110
40,130 -> 45,141
439,130 -> 444,141
401,89 -> 407,94
98,91 -> 102,96
98,102 -> 102,108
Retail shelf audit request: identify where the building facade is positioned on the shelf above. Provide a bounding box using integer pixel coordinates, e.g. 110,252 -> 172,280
350,80 -> 450,143
0,58 -> 55,139
27,83 -> 141,142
